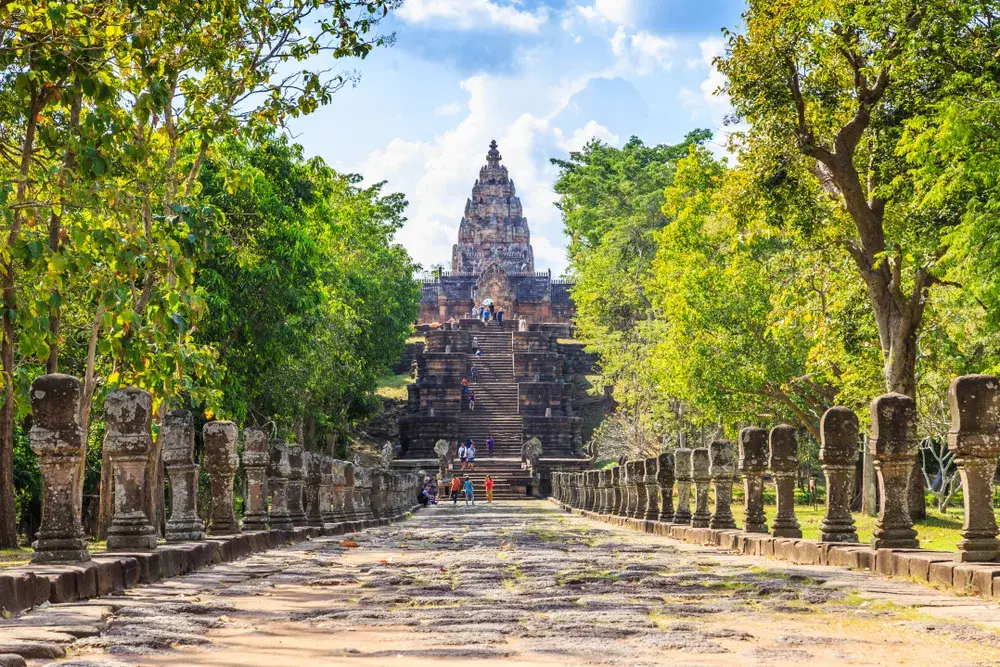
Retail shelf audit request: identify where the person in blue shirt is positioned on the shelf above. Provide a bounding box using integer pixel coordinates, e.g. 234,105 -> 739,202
464,478 -> 475,506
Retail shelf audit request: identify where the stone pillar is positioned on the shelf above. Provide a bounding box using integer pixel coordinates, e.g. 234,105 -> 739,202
341,463 -> 358,526
870,394 -> 920,549
204,421 -> 240,535
29,374 -> 90,563
949,375 -> 1000,561
588,470 -> 599,512
286,444 -> 308,527
628,460 -> 646,519
621,461 -> 635,517
161,410 -> 205,542
241,427 -> 270,532
819,407 -> 860,543
673,448 -> 693,524
268,441 -> 295,530
304,452 -> 324,527
642,457 -> 659,522
576,472 -> 585,509
709,440 -> 737,529
769,424 -> 802,538
738,427 -> 768,533
690,448 -> 712,528
105,388 -> 157,551
611,466 -> 624,515
656,452 -> 674,522
595,469 -> 607,513
320,456 -> 337,526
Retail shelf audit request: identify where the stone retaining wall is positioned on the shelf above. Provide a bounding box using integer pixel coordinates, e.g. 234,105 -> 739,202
0,511 -> 418,617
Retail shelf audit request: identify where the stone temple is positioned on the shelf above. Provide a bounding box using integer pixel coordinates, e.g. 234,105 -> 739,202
417,140 -> 575,325
398,141 -> 591,497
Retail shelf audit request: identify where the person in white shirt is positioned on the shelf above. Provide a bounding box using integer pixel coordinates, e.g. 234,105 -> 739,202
458,443 -> 467,470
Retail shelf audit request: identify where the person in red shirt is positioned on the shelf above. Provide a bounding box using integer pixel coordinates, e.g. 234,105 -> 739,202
484,475 -> 495,504
450,476 -> 462,505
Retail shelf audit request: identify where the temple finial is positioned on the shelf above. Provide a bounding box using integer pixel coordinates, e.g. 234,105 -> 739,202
486,139 -> 502,167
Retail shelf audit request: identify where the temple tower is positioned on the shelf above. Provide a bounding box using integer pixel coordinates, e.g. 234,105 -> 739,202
451,140 -> 535,275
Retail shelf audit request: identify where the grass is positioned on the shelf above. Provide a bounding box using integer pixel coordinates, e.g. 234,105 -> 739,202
0,547 -> 32,569
375,372 -> 414,401
729,502 -> 965,551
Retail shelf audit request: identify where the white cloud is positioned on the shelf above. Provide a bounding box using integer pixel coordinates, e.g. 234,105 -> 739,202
610,26 -> 675,74
681,37 -> 728,110
398,0 -> 548,33
434,102 -> 462,116
593,0 -> 639,25
559,120 -> 620,152
350,73 -> 594,276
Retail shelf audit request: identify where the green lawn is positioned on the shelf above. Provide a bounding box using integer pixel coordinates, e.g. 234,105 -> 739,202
730,503 -> 966,552
0,547 -> 32,569
375,372 -> 414,401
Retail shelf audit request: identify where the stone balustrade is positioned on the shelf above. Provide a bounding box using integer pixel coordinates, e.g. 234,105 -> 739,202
7,372 -> 423,619
550,375 -> 1000,602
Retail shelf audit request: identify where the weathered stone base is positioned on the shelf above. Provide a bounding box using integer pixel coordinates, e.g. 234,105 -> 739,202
551,498 -> 1000,602
30,536 -> 91,565
0,506 -> 419,618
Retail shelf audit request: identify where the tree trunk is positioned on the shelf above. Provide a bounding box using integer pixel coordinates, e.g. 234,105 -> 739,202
861,448 -> 878,515
0,89 -> 41,547
0,327 -> 16,547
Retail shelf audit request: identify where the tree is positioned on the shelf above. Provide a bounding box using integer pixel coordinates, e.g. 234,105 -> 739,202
0,0 -> 403,543
718,0 -> 1000,399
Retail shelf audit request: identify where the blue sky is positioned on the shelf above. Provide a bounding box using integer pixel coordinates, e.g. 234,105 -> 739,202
288,0 -> 746,275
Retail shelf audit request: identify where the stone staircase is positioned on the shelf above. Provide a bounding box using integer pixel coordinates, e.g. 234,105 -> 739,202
447,458 -> 532,501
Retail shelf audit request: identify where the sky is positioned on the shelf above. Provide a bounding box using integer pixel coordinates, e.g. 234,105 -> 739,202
287,0 -> 746,276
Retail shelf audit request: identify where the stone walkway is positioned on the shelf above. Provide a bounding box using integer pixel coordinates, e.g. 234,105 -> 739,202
28,501 -> 1000,666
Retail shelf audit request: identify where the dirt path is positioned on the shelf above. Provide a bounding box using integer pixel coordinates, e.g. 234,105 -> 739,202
45,501 -> 1000,666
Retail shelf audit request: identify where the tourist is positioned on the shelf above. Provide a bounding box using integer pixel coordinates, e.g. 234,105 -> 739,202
458,442 -> 467,470
483,309 -> 489,324
462,439 -> 474,470
472,336 -> 479,352
471,365 -> 479,384
489,303 -> 495,319
467,442 -> 476,470
464,477 -> 475,506
485,475 -> 495,504
450,475 -> 462,505
497,307 -> 504,325
486,435 -> 494,457
469,390 -> 476,412
476,348 -> 482,358
461,377 -> 469,397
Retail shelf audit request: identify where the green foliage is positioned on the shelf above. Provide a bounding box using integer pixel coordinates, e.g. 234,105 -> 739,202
0,0 -> 408,540
198,132 -> 419,443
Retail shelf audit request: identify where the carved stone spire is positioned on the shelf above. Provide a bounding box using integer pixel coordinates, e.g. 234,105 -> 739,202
451,139 -> 535,275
